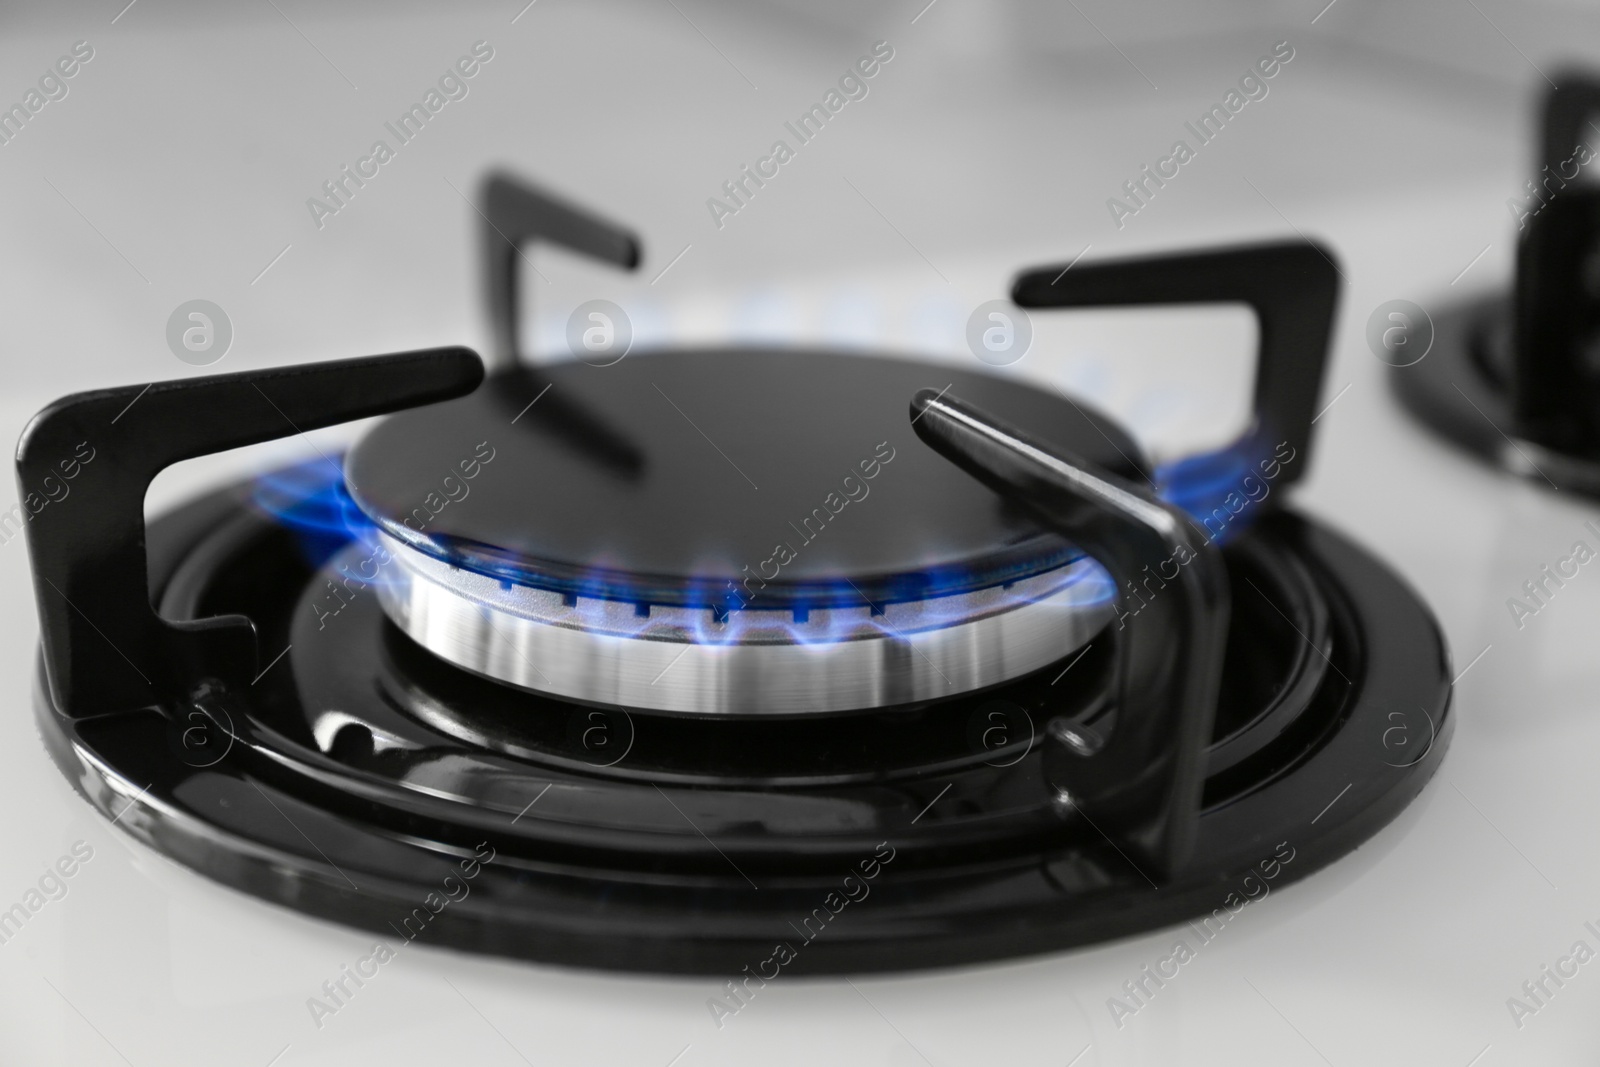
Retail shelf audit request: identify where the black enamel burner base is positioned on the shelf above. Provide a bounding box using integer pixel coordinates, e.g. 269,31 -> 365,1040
34,476 -> 1451,976
1390,297 -> 1600,497
1390,75 -> 1600,500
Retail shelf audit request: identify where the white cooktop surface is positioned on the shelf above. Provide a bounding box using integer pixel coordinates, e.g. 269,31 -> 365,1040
0,4 -> 1593,1065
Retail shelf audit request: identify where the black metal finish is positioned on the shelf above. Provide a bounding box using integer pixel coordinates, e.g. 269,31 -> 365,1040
1013,240 -> 1340,495
910,390 -> 1228,877
33,477 -> 1451,974
14,349 -> 482,718
1394,72 -> 1600,494
1541,71 -> 1600,178
477,172 -> 650,474
480,170 -> 641,369
1513,190 -> 1600,449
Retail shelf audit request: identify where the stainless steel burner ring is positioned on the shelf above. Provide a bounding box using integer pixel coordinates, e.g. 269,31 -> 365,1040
372,532 -> 1114,716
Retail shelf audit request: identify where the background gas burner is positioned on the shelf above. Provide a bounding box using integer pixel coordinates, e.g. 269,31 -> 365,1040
18,174 -> 1451,974
1392,72 -> 1600,497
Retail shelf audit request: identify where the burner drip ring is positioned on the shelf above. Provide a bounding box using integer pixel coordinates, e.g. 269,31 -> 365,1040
373,533 -> 1115,716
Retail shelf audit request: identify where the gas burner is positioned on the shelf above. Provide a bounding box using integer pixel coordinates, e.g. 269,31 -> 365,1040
19,174 -> 1451,974
349,347 -> 1129,717
1392,72 -> 1600,496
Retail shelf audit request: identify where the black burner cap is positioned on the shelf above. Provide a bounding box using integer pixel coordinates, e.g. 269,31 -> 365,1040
345,348 -> 1147,608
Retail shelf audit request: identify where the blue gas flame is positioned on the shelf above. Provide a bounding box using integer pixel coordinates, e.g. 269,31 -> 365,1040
253,457 -> 1116,646
250,457 -> 372,568
1154,436 -> 1277,545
